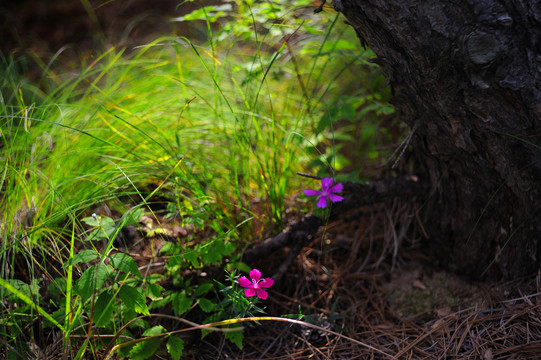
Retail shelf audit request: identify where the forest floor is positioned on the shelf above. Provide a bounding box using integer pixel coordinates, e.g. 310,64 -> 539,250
2,1 -> 540,359
133,202 -> 541,359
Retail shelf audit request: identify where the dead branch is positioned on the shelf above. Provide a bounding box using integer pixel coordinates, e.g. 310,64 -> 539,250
241,175 -> 426,270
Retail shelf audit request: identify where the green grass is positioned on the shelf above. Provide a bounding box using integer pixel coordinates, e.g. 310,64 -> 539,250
0,2 -> 395,358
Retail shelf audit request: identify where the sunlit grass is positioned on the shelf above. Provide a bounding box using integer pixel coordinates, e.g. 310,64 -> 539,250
0,4 -> 392,356
2,19 -> 361,244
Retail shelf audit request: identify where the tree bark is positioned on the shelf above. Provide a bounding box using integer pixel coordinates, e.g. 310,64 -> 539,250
334,0 -> 541,279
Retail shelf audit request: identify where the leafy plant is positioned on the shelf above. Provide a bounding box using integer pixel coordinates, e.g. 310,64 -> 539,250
0,0 -> 392,357
200,269 -> 272,349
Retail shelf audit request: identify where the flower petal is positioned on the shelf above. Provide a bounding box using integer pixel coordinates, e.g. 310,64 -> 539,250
329,194 -> 344,203
255,288 -> 268,300
238,276 -> 252,288
249,269 -> 261,282
316,196 -> 328,208
331,183 -> 343,193
321,177 -> 333,190
259,277 -> 274,288
304,189 -> 321,197
244,287 -> 256,297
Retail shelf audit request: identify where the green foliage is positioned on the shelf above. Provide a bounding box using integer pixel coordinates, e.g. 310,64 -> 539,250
128,325 -> 166,360
166,336 -> 185,360
75,263 -> 110,299
0,0 -> 394,357
192,270 -> 272,349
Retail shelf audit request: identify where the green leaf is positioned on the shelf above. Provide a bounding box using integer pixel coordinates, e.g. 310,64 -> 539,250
119,285 -> 149,315
237,262 -> 252,274
316,107 -> 338,134
116,342 -> 134,359
339,103 -> 355,121
121,207 -> 145,227
166,336 -> 184,360
201,249 -> 220,265
184,248 -> 201,268
202,239 -> 235,263
64,249 -> 99,267
0,278 -> 64,332
149,290 -> 174,310
83,215 -> 115,229
217,240 -> 236,256
172,290 -> 193,316
128,325 -> 166,360
361,123 -> 377,142
109,252 -> 141,278
82,215 -> 102,227
160,241 -> 179,255
145,273 -> 162,284
171,4 -> 232,22
76,264 -> 109,299
86,216 -> 117,241
0,279 -> 25,301
225,327 -> 244,350
129,318 -> 149,330
197,298 -> 215,312
201,313 -> 220,339
183,215 -> 205,230
48,277 -> 67,299
145,283 -> 165,300
193,282 -> 213,297
93,290 -> 115,327
200,243 -> 222,265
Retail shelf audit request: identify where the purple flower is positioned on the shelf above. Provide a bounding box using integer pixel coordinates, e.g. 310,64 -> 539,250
304,177 -> 344,208
238,269 -> 274,300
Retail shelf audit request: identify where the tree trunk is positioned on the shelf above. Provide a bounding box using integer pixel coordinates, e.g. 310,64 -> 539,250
334,0 -> 541,279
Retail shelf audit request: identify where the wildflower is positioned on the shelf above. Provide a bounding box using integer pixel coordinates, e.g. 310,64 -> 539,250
238,269 -> 274,300
304,177 -> 344,208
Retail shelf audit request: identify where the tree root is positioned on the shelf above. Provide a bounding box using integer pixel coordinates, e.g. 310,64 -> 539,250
241,175 -> 426,280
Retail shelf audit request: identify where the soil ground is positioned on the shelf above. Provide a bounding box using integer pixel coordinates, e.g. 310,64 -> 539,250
2,1 -> 540,359
1,0 -> 194,56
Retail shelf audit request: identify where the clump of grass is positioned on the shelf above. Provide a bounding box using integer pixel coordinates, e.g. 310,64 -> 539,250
0,2 -> 391,358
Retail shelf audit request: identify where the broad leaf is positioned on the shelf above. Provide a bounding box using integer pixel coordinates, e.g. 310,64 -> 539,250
184,248 -> 201,268
76,264 -> 109,299
149,290 -> 174,310
120,207 -> 145,227
197,298 -> 215,312
225,327 -> 244,350
93,290 -> 115,327
64,250 -> 99,267
166,336 -> 184,360
119,285 -> 149,315
172,290 -> 193,316
201,244 -> 222,265
48,277 -> 67,299
193,282 -> 213,297
128,325 -> 166,360
109,252 -> 141,278
145,283 -> 164,300
83,216 -> 116,241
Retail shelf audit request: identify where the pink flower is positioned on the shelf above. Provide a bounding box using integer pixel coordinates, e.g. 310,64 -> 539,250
238,269 -> 274,300
303,177 -> 344,208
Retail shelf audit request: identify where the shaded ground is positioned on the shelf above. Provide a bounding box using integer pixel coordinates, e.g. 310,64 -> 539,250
193,202 -> 541,359
0,0 -> 203,72
3,1 -> 541,359
119,201 -> 541,359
